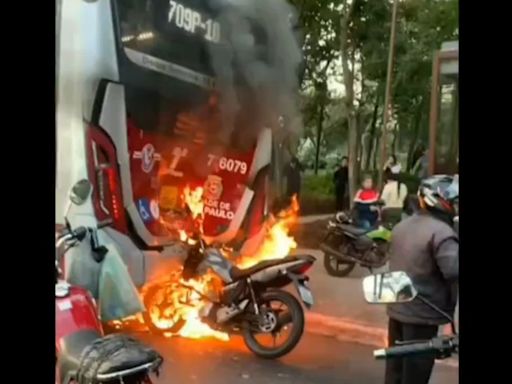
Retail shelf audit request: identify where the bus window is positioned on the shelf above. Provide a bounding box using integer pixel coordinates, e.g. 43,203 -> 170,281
114,0 -> 216,85
125,84 -> 220,139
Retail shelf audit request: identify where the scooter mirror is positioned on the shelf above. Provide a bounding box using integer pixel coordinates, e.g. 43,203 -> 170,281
69,179 -> 93,206
362,271 -> 417,304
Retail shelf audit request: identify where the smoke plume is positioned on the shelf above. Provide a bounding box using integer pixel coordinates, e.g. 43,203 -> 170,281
207,0 -> 303,147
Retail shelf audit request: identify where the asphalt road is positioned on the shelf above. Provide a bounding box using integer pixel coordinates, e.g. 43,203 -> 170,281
136,332 -> 458,384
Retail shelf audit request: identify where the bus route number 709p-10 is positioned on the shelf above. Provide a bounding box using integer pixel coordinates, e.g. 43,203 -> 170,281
168,1 -> 221,43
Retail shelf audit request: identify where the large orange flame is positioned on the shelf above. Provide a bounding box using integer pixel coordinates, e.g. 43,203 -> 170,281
143,188 -> 299,341
237,195 -> 299,269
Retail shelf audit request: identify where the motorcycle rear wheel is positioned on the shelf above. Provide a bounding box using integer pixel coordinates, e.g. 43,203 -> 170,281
242,290 -> 304,359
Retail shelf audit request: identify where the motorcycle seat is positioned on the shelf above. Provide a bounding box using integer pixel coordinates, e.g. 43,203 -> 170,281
58,329 -> 100,383
59,332 -> 162,382
230,255 -> 311,281
340,224 -> 371,236
78,334 -> 162,381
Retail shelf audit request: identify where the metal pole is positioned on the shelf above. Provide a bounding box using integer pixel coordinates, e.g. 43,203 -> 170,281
428,52 -> 440,176
378,0 -> 399,189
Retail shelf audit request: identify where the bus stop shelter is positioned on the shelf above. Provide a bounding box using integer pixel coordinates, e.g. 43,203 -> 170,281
428,41 -> 459,175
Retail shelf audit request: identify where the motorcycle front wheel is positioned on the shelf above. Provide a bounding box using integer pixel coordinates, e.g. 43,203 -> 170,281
323,252 -> 356,277
242,290 -> 304,359
321,232 -> 356,277
142,284 -> 186,335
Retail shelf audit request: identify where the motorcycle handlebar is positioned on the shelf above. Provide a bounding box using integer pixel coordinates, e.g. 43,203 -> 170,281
56,226 -> 87,247
58,227 -> 87,241
374,342 -> 435,359
97,219 -> 113,229
373,336 -> 458,359
57,219 -> 111,242
73,226 -> 88,241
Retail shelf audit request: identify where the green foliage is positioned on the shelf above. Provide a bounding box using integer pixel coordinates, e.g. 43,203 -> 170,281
289,0 -> 458,180
300,172 -> 337,214
289,0 -> 340,88
392,0 -> 459,149
302,173 -> 335,197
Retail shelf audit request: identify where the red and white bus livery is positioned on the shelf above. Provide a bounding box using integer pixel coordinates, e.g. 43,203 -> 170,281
56,0 -> 284,288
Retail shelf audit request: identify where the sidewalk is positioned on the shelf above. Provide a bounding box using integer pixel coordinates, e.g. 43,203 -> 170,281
298,214 -> 332,224
290,248 -> 388,331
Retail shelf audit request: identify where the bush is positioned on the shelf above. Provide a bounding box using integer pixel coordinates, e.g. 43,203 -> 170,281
302,173 -> 334,197
300,173 -> 336,215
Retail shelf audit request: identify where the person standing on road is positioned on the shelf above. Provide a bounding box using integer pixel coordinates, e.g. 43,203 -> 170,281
385,175 -> 459,384
380,171 -> 408,226
284,156 -> 303,201
333,156 -> 349,211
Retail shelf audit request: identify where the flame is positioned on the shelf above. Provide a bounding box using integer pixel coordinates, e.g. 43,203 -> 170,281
178,230 -> 188,242
141,189 -> 299,341
145,269 -> 229,341
237,195 -> 299,269
183,185 -> 204,220
167,277 -> 229,341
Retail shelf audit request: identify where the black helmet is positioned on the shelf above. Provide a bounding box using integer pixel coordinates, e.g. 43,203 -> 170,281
417,175 -> 459,217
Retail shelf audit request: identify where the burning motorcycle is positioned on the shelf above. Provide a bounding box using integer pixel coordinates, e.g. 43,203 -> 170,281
362,271 -> 458,360
143,231 -> 316,359
56,180 -> 163,383
320,211 -> 392,277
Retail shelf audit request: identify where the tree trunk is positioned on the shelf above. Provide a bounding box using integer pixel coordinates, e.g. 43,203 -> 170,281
355,110 -> 365,183
365,94 -> 381,171
373,133 -> 380,171
314,101 -> 326,175
406,98 -> 425,171
340,0 -> 358,205
391,125 -> 398,155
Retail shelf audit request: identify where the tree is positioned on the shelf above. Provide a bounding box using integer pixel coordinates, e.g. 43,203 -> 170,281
338,0 -> 393,200
290,0 -> 341,173
392,0 -> 459,166
292,0 -> 458,189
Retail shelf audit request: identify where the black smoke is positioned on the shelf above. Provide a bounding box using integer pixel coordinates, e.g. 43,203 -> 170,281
207,0 -> 303,148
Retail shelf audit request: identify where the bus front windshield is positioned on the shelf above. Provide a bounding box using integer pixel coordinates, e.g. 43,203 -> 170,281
115,0 -> 216,83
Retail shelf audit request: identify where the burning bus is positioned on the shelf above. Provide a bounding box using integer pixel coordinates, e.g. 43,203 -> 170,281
56,0 -> 303,290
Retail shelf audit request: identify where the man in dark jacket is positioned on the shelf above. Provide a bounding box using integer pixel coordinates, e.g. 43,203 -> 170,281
385,175 -> 459,384
333,156 -> 349,211
284,156 -> 303,200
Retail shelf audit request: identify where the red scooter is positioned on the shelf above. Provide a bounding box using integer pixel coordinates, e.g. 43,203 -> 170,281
55,180 -> 163,383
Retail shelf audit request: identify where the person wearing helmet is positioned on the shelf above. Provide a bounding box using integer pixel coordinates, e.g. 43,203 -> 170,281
385,175 -> 459,384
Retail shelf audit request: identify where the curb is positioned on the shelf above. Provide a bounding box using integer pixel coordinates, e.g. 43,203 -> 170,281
305,312 -> 459,369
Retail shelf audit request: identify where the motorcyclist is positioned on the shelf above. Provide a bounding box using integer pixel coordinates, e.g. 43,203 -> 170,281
385,175 -> 458,384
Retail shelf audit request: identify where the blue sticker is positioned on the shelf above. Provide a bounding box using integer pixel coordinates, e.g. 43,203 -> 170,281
137,199 -> 153,223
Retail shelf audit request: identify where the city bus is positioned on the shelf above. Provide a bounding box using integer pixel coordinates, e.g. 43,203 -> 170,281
56,0 -> 300,288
